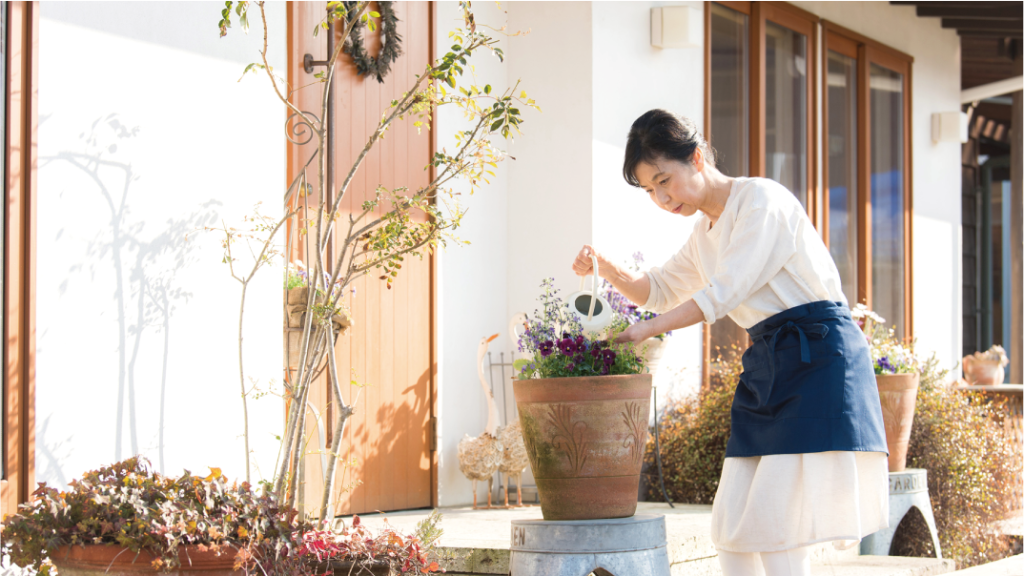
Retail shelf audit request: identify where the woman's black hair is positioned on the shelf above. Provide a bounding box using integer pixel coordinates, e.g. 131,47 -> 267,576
622,109 -> 714,187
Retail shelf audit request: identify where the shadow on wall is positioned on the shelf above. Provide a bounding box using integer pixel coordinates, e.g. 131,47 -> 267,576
40,114 -> 221,475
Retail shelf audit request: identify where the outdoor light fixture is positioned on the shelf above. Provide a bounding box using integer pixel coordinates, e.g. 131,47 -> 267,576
651,6 -> 701,49
931,111 -> 969,144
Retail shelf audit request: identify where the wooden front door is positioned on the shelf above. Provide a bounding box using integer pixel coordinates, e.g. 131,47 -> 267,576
287,2 -> 434,516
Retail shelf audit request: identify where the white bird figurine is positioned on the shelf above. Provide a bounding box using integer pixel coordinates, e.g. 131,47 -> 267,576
509,312 -> 528,357
499,420 -> 529,507
501,313 -> 531,507
457,333 -> 504,509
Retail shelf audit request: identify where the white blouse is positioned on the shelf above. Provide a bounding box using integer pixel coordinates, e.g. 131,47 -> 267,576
642,177 -> 847,328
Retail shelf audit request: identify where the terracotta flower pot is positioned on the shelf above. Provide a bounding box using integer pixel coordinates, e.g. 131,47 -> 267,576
962,354 -> 1005,385
50,544 -> 241,576
876,372 -> 920,472
513,373 -> 652,520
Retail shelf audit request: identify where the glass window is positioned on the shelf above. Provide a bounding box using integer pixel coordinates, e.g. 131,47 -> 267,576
710,3 -> 749,177
869,63 -> 905,338
827,50 -> 857,304
708,3 -> 751,356
765,21 -> 808,206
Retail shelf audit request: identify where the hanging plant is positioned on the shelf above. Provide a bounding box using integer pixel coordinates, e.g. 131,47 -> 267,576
342,1 -> 403,83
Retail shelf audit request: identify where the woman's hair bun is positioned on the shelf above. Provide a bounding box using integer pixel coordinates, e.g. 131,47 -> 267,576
622,109 -> 715,187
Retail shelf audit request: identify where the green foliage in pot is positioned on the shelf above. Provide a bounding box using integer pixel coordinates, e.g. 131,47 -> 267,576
0,457 -> 444,575
889,356 -> 1021,568
514,278 -> 646,379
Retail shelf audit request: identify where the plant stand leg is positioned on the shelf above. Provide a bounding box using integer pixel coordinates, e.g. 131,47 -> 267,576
472,480 -> 479,510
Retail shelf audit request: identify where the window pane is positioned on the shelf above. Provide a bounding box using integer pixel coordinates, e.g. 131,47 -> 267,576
827,50 -> 857,304
710,3 -> 749,177
765,21 -> 807,206
709,3 -> 751,355
870,63 -> 904,337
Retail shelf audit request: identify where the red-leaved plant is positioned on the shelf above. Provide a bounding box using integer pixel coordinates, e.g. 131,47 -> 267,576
0,457 -> 444,575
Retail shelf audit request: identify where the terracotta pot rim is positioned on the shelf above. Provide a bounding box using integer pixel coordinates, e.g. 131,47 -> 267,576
515,373 -> 653,385
51,543 -> 239,569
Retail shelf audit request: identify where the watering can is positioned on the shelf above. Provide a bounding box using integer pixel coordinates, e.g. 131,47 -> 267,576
567,254 -> 614,336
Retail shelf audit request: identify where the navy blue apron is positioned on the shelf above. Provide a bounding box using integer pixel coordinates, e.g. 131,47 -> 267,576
725,300 -> 888,458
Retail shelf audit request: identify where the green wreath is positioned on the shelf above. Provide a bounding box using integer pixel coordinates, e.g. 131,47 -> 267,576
343,2 -> 403,83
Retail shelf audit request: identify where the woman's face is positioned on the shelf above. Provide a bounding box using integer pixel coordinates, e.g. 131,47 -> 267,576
633,150 -> 706,217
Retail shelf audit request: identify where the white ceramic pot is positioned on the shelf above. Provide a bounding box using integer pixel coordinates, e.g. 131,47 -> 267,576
642,337 -> 668,376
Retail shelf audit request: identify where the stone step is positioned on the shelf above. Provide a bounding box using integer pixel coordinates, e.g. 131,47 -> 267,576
948,554 -> 1023,575
351,503 -> 955,576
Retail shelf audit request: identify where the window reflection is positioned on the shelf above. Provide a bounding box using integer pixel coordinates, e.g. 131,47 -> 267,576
870,64 -> 904,338
827,50 -> 857,305
765,21 -> 807,206
710,3 -> 749,177
709,3 -> 751,355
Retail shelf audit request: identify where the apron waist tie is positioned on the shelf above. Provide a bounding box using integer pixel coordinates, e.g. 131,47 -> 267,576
757,321 -> 830,408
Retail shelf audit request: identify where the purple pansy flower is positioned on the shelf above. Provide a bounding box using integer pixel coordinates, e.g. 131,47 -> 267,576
540,340 -> 554,357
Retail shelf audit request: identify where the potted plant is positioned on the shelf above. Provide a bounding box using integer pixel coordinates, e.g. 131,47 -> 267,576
962,345 -> 1009,385
852,304 -> 920,472
600,252 -> 673,375
513,279 -> 650,520
0,457 -> 444,576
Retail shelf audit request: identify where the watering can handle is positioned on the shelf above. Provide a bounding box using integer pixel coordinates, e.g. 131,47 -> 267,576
577,254 -> 600,322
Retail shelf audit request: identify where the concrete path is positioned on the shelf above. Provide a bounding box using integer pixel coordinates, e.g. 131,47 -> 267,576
348,503 -> 955,575
949,554 -> 1022,575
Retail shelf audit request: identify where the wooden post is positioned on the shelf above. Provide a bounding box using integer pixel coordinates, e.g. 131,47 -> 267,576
1010,90 -> 1022,384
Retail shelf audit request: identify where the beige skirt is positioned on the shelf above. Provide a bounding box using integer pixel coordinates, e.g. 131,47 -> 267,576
710,451 -> 889,553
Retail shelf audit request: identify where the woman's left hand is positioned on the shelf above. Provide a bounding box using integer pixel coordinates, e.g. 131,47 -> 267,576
614,322 -> 651,345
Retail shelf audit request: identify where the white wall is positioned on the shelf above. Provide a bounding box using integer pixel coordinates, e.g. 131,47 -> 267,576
434,1 -> 514,507
592,1 -> 706,406
793,2 -> 963,371
37,2 -> 286,487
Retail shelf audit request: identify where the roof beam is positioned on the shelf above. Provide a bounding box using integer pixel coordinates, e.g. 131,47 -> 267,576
893,1 -> 1009,6
943,18 -> 1023,31
958,29 -> 1024,38
918,5 -> 1023,18
962,75 -> 1024,104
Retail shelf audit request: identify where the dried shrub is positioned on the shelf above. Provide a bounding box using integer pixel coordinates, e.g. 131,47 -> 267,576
642,346 -> 741,504
890,355 -> 1021,568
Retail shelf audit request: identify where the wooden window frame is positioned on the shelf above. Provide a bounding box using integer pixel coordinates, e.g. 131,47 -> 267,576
822,21 -> 914,338
702,1 -> 820,388
1,1 -> 37,517
755,2 -> 819,220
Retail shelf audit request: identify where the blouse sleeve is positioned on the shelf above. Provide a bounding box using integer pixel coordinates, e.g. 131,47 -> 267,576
691,200 -> 797,324
641,240 -> 706,315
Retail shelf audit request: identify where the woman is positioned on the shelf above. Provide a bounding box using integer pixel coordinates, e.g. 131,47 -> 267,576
572,109 -> 889,576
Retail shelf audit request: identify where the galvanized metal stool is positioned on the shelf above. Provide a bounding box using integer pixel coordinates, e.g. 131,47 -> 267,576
509,514 -> 670,576
861,468 -> 942,558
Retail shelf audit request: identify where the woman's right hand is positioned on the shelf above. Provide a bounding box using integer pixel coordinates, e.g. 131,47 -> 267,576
572,245 -> 610,278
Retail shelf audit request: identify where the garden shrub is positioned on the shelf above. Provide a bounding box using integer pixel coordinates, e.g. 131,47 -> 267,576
890,355 -> 1021,568
642,347 -> 740,504
647,348 -> 1021,570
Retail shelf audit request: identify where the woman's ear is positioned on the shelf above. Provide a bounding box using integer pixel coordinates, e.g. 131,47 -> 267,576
692,146 -> 705,173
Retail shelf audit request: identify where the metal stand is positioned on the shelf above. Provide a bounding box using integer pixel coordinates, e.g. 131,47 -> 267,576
510,515 -> 670,576
861,469 -> 942,558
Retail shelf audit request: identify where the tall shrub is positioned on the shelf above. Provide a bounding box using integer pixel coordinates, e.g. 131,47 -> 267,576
642,347 -> 740,504
890,355 -> 1021,568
